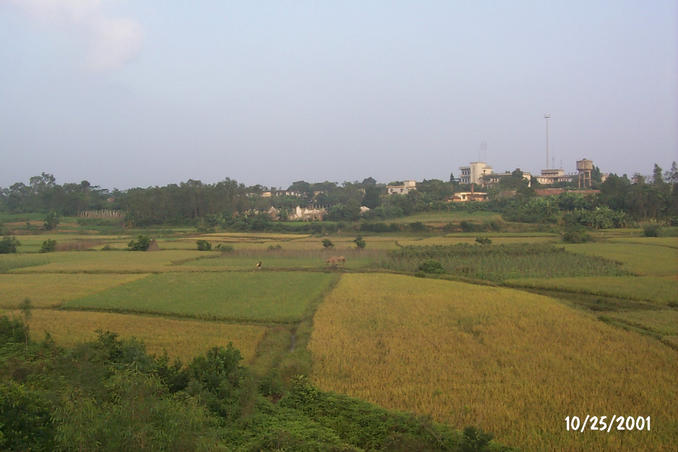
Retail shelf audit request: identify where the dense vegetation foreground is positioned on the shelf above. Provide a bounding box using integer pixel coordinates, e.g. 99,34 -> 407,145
0,315 -> 509,451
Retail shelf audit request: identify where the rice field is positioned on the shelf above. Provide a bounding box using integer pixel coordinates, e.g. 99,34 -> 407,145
309,274 -> 678,451
381,243 -> 628,281
564,242 -> 678,276
8,250 -> 216,273
184,249 -> 380,270
507,275 -> 678,305
3,309 -> 265,364
66,271 -> 338,322
0,273 -> 149,308
384,210 -> 502,224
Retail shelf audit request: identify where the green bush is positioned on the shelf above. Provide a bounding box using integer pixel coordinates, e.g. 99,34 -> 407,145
0,236 -> 20,254
321,239 -> 334,249
196,239 -> 212,251
215,243 -> 234,252
0,382 -> 55,451
475,237 -> 492,245
562,229 -> 592,243
128,235 -> 151,251
642,224 -> 661,237
40,239 -> 57,253
418,259 -> 445,274
353,236 -> 366,249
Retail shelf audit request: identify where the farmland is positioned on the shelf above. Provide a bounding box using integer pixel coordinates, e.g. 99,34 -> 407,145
65,271 -> 338,322
1,226 -> 676,450
309,273 -> 678,451
2,309 -> 266,364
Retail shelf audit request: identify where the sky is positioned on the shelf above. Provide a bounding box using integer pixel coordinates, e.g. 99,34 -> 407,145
1,0 -> 676,190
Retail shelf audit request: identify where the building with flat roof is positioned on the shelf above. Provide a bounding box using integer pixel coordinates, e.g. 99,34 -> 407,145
459,162 -> 493,185
387,180 -> 417,195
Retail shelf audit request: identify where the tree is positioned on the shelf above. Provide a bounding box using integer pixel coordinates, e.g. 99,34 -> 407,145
43,211 -> 59,230
361,185 -> 382,209
0,236 -> 20,253
40,239 -> 57,253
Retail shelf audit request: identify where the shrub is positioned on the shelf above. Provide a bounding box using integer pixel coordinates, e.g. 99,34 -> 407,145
321,239 -> 334,249
196,240 -> 212,251
409,222 -> 426,232
353,236 -> 366,249
128,235 -> 151,251
40,239 -> 57,253
562,229 -> 592,243
475,237 -> 492,245
642,224 -> 660,237
215,244 -> 234,253
418,260 -> 445,274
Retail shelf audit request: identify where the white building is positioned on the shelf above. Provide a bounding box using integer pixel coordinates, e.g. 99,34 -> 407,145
536,168 -> 573,185
387,180 -> 417,195
459,162 -> 493,185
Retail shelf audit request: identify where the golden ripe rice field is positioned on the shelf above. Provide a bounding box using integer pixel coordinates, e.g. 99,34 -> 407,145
309,273 -> 678,451
4,309 -> 266,364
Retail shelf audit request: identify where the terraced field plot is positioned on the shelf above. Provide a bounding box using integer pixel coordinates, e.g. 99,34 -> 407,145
384,210 -> 502,224
507,275 -> 678,305
66,271 -> 338,322
564,242 -> 678,276
309,273 -> 678,451
0,253 -> 50,272
0,273 -> 148,308
4,309 -> 265,364
381,243 -> 628,281
8,250 -> 216,273
184,249 -> 380,270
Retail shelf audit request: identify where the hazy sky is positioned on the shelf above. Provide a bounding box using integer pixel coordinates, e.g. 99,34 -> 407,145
1,0 -> 676,189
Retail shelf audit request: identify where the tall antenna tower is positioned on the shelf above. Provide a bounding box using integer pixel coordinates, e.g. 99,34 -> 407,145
544,113 -> 551,168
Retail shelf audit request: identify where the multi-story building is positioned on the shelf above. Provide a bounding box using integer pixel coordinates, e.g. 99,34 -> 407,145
536,168 -> 573,185
459,162 -> 493,185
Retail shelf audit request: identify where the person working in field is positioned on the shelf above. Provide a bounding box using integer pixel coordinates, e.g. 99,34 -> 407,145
256,261 -> 262,270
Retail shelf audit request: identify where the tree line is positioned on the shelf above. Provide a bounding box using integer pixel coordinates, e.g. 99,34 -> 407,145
1,163 -> 676,226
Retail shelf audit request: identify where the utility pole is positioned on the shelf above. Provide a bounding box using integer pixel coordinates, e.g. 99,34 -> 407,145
544,113 -> 551,168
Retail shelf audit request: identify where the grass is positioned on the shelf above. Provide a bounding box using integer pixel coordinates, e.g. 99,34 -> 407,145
309,273 -> 678,451
0,273 -> 149,308
564,242 -> 678,276
506,275 -> 678,305
66,271 -> 339,322
3,309 -> 265,364
381,243 -> 628,281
